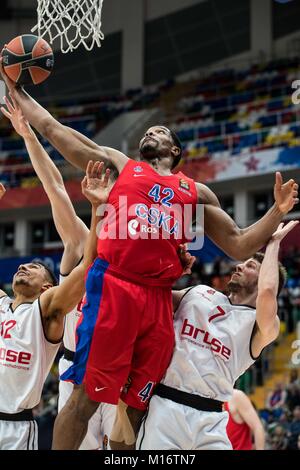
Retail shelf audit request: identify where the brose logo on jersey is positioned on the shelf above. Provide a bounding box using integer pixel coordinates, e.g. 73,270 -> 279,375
181,318 -> 231,360
0,347 -> 32,366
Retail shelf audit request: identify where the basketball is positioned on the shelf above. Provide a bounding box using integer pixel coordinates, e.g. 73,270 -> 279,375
2,34 -> 54,86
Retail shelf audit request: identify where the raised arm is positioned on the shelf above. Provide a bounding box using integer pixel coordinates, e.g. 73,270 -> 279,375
0,183 -> 7,297
17,87 -> 128,172
39,161 -> 110,342
198,173 -> 298,260
0,62 -> 128,173
251,220 -> 298,358
233,390 -> 265,450
1,95 -> 89,274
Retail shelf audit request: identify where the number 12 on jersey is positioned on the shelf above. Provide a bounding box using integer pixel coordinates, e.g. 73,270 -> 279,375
0,320 -> 16,338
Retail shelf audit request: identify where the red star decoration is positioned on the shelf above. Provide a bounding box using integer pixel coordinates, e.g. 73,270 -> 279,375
244,156 -> 260,172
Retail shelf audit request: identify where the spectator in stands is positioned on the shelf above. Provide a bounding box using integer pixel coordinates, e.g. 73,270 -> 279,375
283,246 -> 298,275
212,256 -> 222,277
278,287 -> 295,333
278,410 -> 291,431
287,406 -> 300,450
266,382 -> 287,413
269,424 -> 288,450
288,369 -> 300,386
286,384 -> 300,412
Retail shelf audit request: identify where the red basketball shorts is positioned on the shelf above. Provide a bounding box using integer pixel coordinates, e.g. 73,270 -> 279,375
61,257 -> 175,410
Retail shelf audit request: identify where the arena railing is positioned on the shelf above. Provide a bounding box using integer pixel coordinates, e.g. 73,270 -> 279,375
176,108 -> 300,144
177,81 -> 293,112
174,91 -> 297,128
1,120 -> 300,188
181,118 -> 300,156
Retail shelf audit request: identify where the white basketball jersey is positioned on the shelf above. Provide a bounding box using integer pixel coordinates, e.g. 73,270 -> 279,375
162,285 -> 257,402
0,295 -> 60,413
59,275 -> 83,352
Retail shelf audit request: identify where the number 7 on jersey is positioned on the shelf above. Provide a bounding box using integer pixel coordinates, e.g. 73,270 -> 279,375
208,306 -> 226,323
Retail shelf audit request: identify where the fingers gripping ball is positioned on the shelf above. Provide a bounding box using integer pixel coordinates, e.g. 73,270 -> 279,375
2,34 -> 54,85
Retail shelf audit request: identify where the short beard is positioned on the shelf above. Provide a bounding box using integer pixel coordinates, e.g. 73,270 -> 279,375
14,278 -> 29,286
227,280 -> 241,294
13,278 -> 32,295
227,279 -> 256,296
140,143 -> 159,159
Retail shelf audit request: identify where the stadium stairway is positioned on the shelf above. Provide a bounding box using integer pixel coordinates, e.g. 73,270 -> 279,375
249,331 -> 297,409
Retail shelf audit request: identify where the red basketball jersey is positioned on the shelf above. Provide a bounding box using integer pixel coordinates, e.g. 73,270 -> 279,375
97,160 -> 198,285
224,402 -> 253,450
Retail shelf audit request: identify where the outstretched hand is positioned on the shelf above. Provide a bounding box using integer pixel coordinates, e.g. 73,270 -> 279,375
0,53 -> 16,92
81,161 -> 111,205
0,94 -> 33,138
274,172 -> 299,215
271,220 -> 299,243
178,243 -> 196,275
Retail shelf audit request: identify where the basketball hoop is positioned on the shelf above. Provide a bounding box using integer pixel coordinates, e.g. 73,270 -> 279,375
31,0 -> 104,53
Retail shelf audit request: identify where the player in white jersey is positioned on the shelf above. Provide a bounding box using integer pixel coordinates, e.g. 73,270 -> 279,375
0,153 -> 105,449
1,95 -> 116,449
138,220 -> 298,450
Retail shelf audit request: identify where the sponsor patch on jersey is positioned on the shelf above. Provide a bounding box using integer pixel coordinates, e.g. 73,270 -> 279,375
181,318 -> 231,360
179,179 -> 190,190
134,166 -> 143,173
207,289 -> 216,295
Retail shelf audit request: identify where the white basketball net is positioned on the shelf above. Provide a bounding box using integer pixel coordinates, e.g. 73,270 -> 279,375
31,0 -> 104,53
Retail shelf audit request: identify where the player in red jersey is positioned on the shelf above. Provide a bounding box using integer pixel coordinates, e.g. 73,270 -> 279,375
225,389 -> 265,450
1,69 -> 298,449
